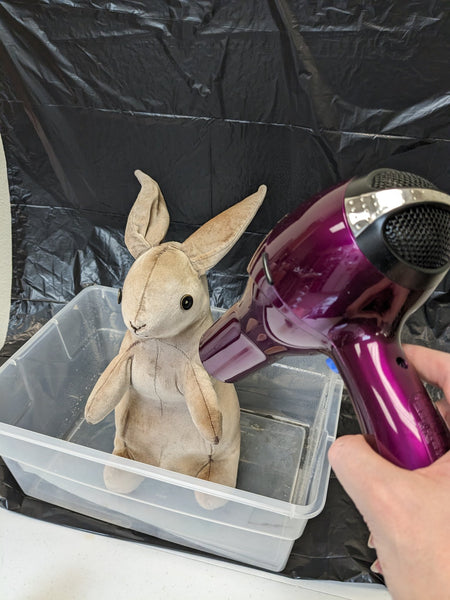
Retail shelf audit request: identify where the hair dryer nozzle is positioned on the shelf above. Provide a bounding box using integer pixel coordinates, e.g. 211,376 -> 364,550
200,278 -> 287,382
199,310 -> 267,382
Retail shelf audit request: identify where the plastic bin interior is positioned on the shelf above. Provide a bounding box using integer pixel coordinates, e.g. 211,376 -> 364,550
0,286 -> 343,571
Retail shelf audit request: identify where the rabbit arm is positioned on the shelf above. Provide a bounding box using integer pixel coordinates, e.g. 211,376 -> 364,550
85,351 -> 133,424
119,329 -> 134,353
182,362 -> 223,445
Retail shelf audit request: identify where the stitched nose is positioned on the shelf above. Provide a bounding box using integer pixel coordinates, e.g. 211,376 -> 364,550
130,321 -> 146,333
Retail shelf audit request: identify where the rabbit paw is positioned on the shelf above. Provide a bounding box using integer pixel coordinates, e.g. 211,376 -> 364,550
103,449 -> 145,494
193,458 -> 238,510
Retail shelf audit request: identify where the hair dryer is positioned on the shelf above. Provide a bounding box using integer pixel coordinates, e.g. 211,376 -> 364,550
199,169 -> 450,469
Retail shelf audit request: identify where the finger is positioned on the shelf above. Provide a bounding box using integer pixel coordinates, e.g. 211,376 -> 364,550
423,446 -> 450,476
433,399 -> 450,429
403,344 -> 450,400
328,434 -> 402,517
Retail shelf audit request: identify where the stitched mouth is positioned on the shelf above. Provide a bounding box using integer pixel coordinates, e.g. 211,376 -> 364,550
130,321 -> 146,334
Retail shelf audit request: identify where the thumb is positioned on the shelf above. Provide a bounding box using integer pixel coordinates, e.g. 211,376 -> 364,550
328,434 -> 402,517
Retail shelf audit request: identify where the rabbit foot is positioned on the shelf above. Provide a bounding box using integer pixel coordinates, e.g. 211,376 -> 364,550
103,449 -> 145,494
194,458 -> 236,510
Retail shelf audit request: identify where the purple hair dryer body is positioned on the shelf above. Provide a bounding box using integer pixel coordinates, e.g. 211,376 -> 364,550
200,169 -> 450,469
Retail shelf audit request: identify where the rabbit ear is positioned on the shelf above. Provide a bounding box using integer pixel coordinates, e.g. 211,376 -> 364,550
182,184 -> 267,274
124,170 -> 170,258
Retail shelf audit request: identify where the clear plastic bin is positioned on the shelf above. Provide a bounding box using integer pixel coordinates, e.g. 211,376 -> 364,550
0,286 -> 343,571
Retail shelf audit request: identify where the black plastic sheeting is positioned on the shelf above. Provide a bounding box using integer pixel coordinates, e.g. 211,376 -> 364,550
0,0 -> 449,585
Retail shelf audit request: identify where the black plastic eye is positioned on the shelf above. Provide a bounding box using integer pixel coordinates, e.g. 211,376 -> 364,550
117,288 -> 123,304
181,295 -> 194,310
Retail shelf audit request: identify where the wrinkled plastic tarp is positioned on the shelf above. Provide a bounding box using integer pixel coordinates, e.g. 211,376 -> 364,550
0,0 -> 449,584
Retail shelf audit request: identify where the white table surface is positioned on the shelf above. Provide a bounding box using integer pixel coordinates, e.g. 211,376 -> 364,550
0,508 -> 391,600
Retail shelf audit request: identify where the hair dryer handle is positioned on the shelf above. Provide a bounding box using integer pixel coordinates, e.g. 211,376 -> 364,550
333,339 -> 450,469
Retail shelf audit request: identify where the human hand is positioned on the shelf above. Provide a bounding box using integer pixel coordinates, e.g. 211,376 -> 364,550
328,345 -> 450,600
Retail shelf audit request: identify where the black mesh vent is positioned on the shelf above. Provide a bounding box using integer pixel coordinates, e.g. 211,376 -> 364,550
372,169 -> 437,191
384,205 -> 450,269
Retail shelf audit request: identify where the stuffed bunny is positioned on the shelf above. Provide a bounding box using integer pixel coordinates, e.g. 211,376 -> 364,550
85,170 -> 266,507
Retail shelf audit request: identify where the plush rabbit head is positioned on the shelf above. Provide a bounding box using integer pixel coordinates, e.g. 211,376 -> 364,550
122,243 -> 211,339
121,170 -> 267,340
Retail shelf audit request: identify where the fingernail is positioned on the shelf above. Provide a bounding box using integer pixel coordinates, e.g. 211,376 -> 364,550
368,533 -> 375,549
371,559 -> 383,575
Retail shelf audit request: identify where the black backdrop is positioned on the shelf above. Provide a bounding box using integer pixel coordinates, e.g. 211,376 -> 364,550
1,0 -> 449,584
